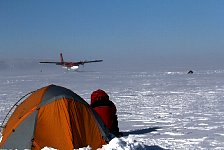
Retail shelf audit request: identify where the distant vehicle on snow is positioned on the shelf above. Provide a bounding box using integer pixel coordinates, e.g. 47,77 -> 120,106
187,70 -> 194,74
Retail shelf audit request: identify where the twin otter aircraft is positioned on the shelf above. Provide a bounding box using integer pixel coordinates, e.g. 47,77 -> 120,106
39,53 -> 103,71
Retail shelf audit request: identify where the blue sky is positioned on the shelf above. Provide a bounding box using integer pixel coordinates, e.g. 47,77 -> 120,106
0,0 -> 224,69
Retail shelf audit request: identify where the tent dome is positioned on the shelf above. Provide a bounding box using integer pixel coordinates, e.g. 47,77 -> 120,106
0,84 -> 111,150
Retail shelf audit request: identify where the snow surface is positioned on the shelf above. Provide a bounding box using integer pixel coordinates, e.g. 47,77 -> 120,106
1,63 -> 224,149
41,137 -> 146,150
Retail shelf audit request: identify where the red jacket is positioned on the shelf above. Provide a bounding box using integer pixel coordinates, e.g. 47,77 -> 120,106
90,89 -> 119,136
91,100 -> 118,133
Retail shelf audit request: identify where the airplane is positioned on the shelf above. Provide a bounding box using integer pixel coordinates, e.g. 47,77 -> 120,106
39,53 -> 103,71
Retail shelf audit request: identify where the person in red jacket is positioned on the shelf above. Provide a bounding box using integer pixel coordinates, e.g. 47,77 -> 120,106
90,89 -> 122,137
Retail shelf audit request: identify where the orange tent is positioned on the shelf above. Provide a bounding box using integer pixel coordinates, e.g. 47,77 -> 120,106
0,84 -> 111,150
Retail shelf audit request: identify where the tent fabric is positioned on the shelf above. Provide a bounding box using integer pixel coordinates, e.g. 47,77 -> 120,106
0,84 -> 111,150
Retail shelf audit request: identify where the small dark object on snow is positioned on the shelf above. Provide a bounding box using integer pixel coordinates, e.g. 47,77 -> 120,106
188,70 -> 193,74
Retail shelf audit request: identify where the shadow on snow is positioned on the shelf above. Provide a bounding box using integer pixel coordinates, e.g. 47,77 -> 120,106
122,127 -> 161,136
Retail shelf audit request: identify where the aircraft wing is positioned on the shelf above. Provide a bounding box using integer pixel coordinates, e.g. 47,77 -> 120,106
77,60 -> 103,65
39,61 -> 62,65
39,59 -> 103,66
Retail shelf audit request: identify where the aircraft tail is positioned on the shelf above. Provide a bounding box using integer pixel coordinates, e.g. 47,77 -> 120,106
60,53 -> 64,63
